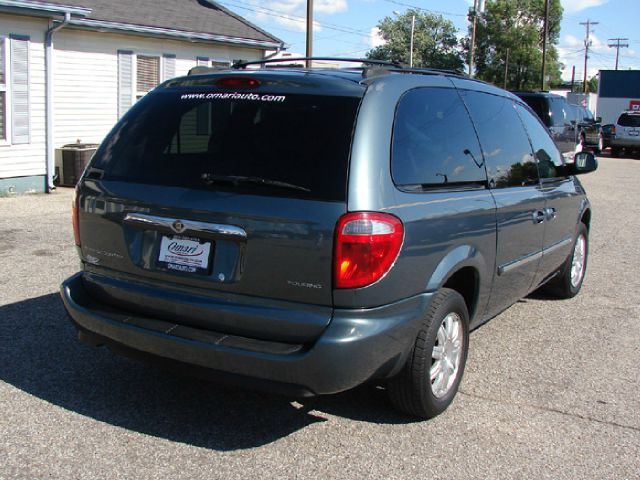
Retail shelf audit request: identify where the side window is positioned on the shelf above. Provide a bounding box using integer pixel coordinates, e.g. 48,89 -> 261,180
549,98 -> 567,127
515,103 -> 564,180
460,90 -> 538,188
391,87 -> 486,188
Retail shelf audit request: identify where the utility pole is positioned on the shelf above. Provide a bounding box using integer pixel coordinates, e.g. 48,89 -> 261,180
504,48 -> 509,89
306,0 -> 313,68
580,19 -> 598,93
570,65 -> 575,92
468,0 -> 484,77
608,38 -> 629,70
409,14 -> 415,68
469,0 -> 478,77
541,0 -> 550,90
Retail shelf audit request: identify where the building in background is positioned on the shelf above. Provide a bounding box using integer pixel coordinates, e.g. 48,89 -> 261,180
0,0 -> 282,194
596,70 -> 640,125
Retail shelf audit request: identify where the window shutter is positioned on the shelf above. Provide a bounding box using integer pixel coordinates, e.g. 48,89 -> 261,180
162,54 -> 176,81
0,90 -> 5,140
0,38 -> 5,84
118,50 -> 133,119
0,38 -> 5,140
136,55 -> 159,93
10,35 -> 30,144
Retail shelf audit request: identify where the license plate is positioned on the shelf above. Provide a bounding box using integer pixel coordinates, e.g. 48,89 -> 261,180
158,235 -> 212,274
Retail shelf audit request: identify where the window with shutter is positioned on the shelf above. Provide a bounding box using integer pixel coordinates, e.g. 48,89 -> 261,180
10,35 -> 29,145
162,54 -> 176,81
0,38 -> 6,141
136,55 -> 160,99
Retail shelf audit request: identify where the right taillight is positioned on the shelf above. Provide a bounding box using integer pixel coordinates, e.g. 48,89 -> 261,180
334,212 -> 404,289
72,187 -> 81,246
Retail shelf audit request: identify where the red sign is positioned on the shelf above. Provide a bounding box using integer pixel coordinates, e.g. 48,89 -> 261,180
630,100 -> 640,111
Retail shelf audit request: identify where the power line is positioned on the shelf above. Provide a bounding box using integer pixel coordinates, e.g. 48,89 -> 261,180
608,38 -> 629,70
219,0 -> 373,36
382,0 -> 467,17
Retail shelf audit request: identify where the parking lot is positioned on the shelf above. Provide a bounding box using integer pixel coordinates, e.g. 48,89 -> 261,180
1,155 -> 638,479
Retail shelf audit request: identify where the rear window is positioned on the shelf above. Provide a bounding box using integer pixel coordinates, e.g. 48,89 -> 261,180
91,91 -> 361,201
617,113 -> 640,127
519,96 -> 550,126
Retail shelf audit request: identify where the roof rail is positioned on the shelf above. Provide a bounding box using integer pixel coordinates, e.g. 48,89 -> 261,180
232,57 -> 401,69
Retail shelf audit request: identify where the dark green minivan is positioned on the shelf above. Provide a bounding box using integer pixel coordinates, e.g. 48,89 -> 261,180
61,59 -> 597,418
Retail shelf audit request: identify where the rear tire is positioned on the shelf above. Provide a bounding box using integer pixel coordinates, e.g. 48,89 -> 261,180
544,223 -> 589,299
388,288 -> 469,419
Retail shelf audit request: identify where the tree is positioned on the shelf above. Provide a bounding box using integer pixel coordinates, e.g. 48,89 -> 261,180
367,10 -> 464,71
467,0 -> 563,90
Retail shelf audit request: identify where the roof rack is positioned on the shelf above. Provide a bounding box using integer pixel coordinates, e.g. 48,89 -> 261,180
232,57 -> 401,69
185,57 -> 466,78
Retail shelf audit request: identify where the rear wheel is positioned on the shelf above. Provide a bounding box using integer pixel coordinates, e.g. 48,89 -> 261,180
388,288 -> 469,419
544,223 -> 589,299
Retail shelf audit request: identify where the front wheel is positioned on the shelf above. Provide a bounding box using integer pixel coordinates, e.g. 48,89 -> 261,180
545,223 -> 589,299
388,288 -> 469,419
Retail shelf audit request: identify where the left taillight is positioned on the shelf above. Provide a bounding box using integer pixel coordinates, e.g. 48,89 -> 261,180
334,212 -> 404,289
72,187 -> 81,246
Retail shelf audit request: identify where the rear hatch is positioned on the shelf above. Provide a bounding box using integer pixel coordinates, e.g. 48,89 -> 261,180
76,72 -> 364,341
616,113 -> 640,140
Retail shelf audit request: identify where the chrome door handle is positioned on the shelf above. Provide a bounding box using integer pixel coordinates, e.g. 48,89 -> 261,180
533,210 -> 546,224
545,207 -> 557,220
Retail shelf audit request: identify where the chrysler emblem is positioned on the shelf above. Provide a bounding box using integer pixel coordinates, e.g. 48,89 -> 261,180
171,220 -> 187,234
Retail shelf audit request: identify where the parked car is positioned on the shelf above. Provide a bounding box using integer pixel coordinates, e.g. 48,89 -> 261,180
599,123 -> 615,152
609,110 -> 640,157
571,104 -> 603,153
61,59 -> 597,419
513,92 -> 581,157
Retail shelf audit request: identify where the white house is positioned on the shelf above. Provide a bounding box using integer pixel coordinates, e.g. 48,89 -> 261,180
0,0 -> 283,194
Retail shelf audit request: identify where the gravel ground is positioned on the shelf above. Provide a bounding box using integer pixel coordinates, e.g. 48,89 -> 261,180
0,155 -> 638,479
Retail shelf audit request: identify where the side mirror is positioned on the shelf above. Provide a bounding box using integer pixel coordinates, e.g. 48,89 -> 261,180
570,152 -> 598,175
595,116 -> 602,123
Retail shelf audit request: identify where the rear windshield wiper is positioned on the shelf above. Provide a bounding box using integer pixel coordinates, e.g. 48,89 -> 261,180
201,174 -> 311,192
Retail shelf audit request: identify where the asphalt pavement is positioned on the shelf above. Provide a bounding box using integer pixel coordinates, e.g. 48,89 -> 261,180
0,155 -> 638,479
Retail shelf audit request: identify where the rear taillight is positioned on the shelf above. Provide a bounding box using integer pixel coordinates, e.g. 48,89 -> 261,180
72,187 -> 81,246
216,77 -> 261,88
334,212 -> 404,289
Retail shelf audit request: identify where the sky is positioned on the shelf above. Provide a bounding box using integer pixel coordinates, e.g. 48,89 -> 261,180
219,0 -> 639,81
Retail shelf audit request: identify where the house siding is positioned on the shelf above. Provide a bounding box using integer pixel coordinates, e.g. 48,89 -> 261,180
0,10 -> 268,192
53,29 -> 265,147
0,13 -> 47,181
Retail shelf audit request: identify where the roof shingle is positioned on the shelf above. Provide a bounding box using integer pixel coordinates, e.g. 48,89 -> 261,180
26,0 -> 281,44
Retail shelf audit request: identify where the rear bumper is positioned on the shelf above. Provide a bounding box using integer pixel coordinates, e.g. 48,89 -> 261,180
60,272 -> 431,395
610,137 -> 640,148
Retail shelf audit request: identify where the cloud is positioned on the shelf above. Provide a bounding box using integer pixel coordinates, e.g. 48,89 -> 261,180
316,0 -> 348,14
367,27 -> 385,48
561,0 -> 610,13
247,0 -> 345,32
562,34 -> 582,48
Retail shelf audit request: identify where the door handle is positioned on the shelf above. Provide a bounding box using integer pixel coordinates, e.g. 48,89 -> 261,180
545,207 -> 557,220
533,210 -> 546,224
